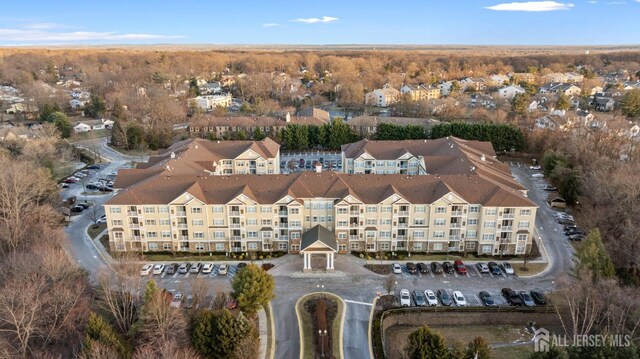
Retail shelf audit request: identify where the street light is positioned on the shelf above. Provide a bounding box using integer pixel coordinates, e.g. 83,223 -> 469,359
317,283 -> 325,298
318,329 -> 328,357
551,281 -> 555,295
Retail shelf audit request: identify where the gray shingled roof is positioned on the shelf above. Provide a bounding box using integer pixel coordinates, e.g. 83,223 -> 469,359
301,225 -> 337,251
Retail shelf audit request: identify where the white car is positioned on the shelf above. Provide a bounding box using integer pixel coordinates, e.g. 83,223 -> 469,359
170,292 -> 183,308
96,215 -> 107,224
152,264 -> 165,275
452,291 -> 467,306
140,264 -> 153,276
530,165 -> 542,170
424,290 -> 438,306
400,289 -> 411,307
392,263 -> 402,274
502,262 -> 515,275
201,262 -> 214,274
218,264 -> 228,275
531,173 -> 545,178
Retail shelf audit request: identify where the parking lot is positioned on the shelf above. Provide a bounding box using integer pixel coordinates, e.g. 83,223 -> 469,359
280,151 -> 342,173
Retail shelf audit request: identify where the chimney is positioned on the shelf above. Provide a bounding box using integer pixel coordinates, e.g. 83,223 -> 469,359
480,154 -> 486,161
285,112 -> 291,123
315,162 -> 322,173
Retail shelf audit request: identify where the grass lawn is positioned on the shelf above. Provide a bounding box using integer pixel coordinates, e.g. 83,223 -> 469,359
99,234 -> 110,252
264,304 -> 274,359
143,253 -> 229,262
491,345 -> 533,358
87,223 -> 107,239
297,293 -> 344,359
69,129 -> 110,142
513,262 -> 548,277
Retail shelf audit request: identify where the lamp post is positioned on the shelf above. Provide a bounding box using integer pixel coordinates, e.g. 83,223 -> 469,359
318,329 -> 328,357
317,283 -> 325,298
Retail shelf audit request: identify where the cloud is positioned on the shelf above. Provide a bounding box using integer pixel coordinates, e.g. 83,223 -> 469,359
485,1 -> 574,11
20,22 -> 69,30
291,16 -> 338,24
606,1 -> 625,4
0,28 -> 183,42
262,23 -> 281,27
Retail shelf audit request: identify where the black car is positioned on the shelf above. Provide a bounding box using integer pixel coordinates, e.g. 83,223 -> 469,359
431,262 -> 444,274
87,164 -> 101,170
237,262 -> 247,271
86,184 -> 99,190
416,262 -> 430,274
530,289 -> 548,305
406,262 -> 418,274
488,262 -> 502,275
568,233 -> 585,241
99,186 -> 113,192
563,224 -> 578,231
565,228 -> 586,236
501,288 -> 523,306
78,202 -> 91,209
437,289 -> 452,306
442,261 -> 455,274
479,291 -> 496,306
165,263 -> 179,275
543,185 -> 558,191
70,205 -> 84,213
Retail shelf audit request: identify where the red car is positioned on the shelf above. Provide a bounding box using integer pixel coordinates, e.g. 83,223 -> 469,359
454,260 -> 468,275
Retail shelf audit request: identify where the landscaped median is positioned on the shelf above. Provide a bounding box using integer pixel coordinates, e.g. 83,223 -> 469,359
296,292 -> 345,359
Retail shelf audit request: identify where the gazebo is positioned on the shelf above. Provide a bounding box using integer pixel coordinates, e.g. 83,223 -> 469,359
300,225 -> 337,272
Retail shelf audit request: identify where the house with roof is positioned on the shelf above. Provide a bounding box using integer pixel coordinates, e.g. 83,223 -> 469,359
192,94 -> 232,112
460,77 -> 487,92
73,119 -> 108,133
104,137 -> 537,256
497,85 -> 526,99
400,84 -> 441,101
489,74 -> 510,86
345,116 -> 439,138
199,82 -> 222,95
70,98 -> 87,109
593,95 -> 616,112
0,126 -> 38,141
534,115 -> 565,131
188,113 -> 328,138
365,85 -> 401,107
540,83 -> 581,96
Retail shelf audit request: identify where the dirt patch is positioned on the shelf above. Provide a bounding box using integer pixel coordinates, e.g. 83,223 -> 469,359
365,264 -> 391,274
304,297 -> 338,359
262,263 -> 274,271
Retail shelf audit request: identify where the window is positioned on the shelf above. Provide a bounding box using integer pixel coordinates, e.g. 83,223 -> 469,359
248,243 -> 258,250
516,245 -> 525,254
520,209 -> 531,216
387,161 -> 395,166
380,218 -> 391,225
159,206 -> 169,213
162,231 -> 171,238
433,243 -> 443,251
518,221 -> 530,229
338,233 -> 347,240
366,243 -> 375,251
337,208 -> 348,215
327,215 -> 332,222
159,219 -> 170,226
192,219 -> 204,226
414,206 -> 426,213
379,231 -> 391,238
517,234 -> 528,241
366,231 -> 376,239
378,242 -> 389,250
312,216 -> 318,222
147,232 -> 157,238
414,218 -> 425,226
164,243 -> 172,251
465,242 -> 476,250
319,216 -> 325,222
433,231 -> 445,238
215,243 -> 225,251
434,218 -> 446,226
381,206 -> 392,213
413,242 -> 423,250
366,218 -> 377,226
482,233 -> 494,241
469,205 -> 480,213
435,207 -> 446,214
485,208 -> 497,215
148,243 -> 158,250
214,231 -> 225,238
262,232 -> 272,239
246,206 -> 257,213
366,206 -> 377,213
414,231 -> 425,238
110,207 -> 121,214
261,206 -> 271,213
312,203 -> 321,210
290,220 -> 301,228
278,242 -> 288,250
291,232 -> 301,239
466,230 -> 477,239
112,219 -> 123,226
247,218 -> 257,226
195,243 -> 205,251
213,219 -> 225,226
376,161 -> 385,167
468,218 -> 478,226
194,232 -> 204,239
484,221 -> 496,228
113,232 -> 123,239
290,208 -> 299,215
212,206 -> 224,213
191,207 -> 202,214
350,243 -> 360,250
482,245 -> 493,254
247,231 -> 258,238
144,206 -> 155,214
261,219 -> 272,226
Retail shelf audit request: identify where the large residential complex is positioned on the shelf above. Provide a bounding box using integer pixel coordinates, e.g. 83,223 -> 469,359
105,137 -> 537,257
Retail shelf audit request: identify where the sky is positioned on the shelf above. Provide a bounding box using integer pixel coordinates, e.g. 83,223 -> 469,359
0,0 -> 639,46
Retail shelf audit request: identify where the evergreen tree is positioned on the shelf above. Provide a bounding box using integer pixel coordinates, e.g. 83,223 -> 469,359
466,337 -> 491,359
191,309 -> 253,358
620,89 -> 640,119
85,94 -> 107,118
405,326 -> 449,359
253,127 -> 266,140
529,345 -> 569,359
556,93 -> 571,111
576,228 -> 616,281
231,263 -> 275,316
112,99 -> 126,120
83,312 -> 128,357
125,123 -> 144,150
38,103 -> 62,122
511,92 -> 531,116
111,118 -> 128,148
51,111 -> 72,138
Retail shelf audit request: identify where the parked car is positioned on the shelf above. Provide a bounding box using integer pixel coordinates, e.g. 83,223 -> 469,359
392,263 -> 402,274
502,262 -> 515,275
165,263 -> 179,275
189,262 -> 202,274
218,264 -> 228,275
70,205 -> 84,214
98,186 -> 113,192
442,262 -> 455,274
97,215 -> 107,224
406,262 -> 418,274
543,185 -> 558,191
416,262 -> 430,274
170,292 -> 184,308
437,289 -> 452,306
87,164 -> 101,170
568,233 -> 585,241
519,291 -> 536,307
479,291 -> 496,306
453,260 -> 467,275
152,264 -> 165,275
60,183 -> 70,188
565,228 -> 586,236
531,173 -> 545,178
530,289 -> 548,305
431,262 -> 444,274
78,202 -> 91,209
63,178 -> 78,183
184,295 -> 194,309
201,262 -> 214,274
488,262 -> 502,275
86,184 -> 99,190
502,288 -> 523,306
530,165 -> 542,170
452,291 -> 467,306
178,263 -> 191,274
237,262 -> 247,271
413,290 -> 427,306
140,264 -> 153,276
400,289 -> 411,307
476,263 -> 490,274
424,290 -> 438,306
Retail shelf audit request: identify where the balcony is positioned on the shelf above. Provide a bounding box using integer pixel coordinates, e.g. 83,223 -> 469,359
349,235 -> 360,240
231,236 -> 242,240
176,211 -> 187,217
397,223 -> 408,228
396,235 -> 407,240
448,246 -> 459,252
502,213 -> 515,219
279,235 -> 289,241
397,211 -> 409,216
179,236 -> 189,241
278,211 -> 288,216
500,226 -> 513,231
449,235 -> 461,241
450,223 -> 462,228
278,223 -> 288,229
229,224 -> 241,229
349,222 -> 359,228
231,247 -> 243,252
129,224 -> 140,229
349,211 -> 360,215
176,224 -> 188,229
129,236 -> 141,241
451,211 -> 463,216
229,211 -> 240,216
127,211 -> 137,216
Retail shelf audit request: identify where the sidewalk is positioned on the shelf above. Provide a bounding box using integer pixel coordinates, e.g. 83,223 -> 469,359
258,307 -> 268,359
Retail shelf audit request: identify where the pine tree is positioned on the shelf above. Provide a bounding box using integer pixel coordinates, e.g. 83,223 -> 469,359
83,312 -> 128,357
231,263 -> 275,316
576,228 -> 616,281
466,337 -> 491,359
404,326 -> 449,359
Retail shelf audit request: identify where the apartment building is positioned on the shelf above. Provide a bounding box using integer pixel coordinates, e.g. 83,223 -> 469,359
400,84 -> 441,101
192,94 -> 232,112
365,85 -> 401,107
134,137 -> 280,175
188,113 -> 328,138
